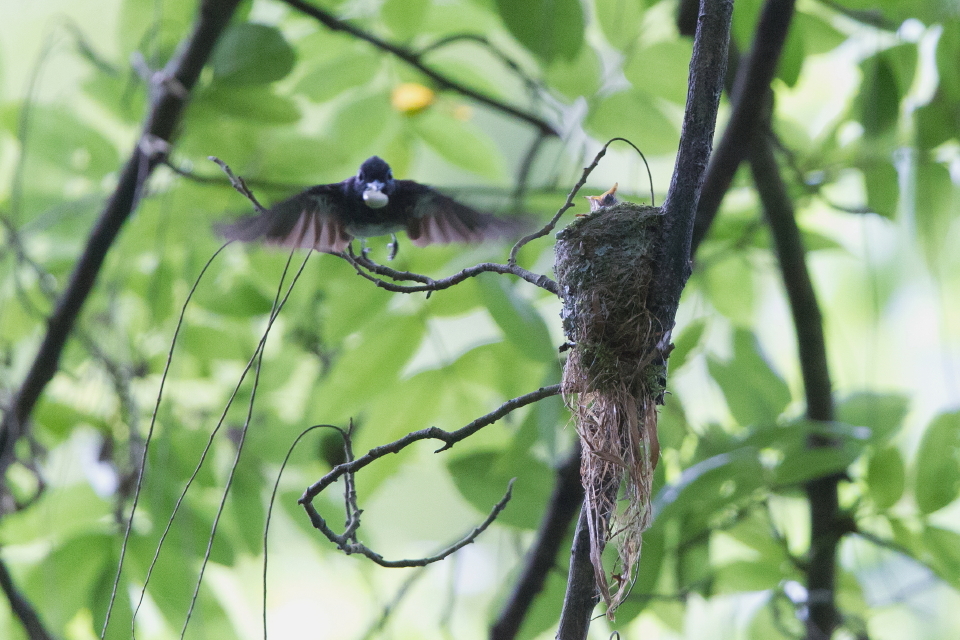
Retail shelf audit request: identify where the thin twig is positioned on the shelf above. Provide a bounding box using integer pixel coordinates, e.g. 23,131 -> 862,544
300,385 -> 560,502
302,477 -> 516,568
339,250 -> 560,296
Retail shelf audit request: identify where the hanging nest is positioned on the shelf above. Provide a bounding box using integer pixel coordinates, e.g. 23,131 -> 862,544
555,201 -> 666,616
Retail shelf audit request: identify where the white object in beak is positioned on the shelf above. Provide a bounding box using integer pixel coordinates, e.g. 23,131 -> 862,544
362,184 -> 389,209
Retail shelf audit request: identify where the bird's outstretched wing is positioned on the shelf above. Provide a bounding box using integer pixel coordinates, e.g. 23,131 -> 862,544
217,185 -> 353,253
397,181 -> 521,247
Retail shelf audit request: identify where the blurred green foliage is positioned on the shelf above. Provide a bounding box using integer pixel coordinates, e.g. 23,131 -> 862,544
0,0 -> 959,639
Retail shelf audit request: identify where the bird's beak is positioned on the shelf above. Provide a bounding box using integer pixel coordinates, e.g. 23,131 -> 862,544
362,181 -> 389,209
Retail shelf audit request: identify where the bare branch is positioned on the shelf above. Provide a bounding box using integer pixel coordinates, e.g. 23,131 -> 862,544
689,0 -> 797,252
302,477 -> 515,568
339,250 -> 560,296
300,384 -> 560,503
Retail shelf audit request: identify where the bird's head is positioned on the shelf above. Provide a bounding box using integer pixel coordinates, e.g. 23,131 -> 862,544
356,156 -> 394,209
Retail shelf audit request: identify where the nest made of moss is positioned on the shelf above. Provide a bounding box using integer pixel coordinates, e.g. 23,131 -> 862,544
555,201 -> 666,616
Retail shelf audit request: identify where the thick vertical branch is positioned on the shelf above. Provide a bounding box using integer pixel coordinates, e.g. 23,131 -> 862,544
651,0 -> 734,321
556,2 -> 732,637
491,446 -> 582,640
749,132 -> 837,638
0,0 -> 242,485
689,0 -> 797,252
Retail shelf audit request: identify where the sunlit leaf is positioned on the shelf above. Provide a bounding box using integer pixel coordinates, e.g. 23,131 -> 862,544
835,392 -> 908,446
595,0 -> 646,50
921,525 -> 960,589
866,446 -> 905,510
623,41 -> 692,105
668,317 -> 706,372
585,89 -> 679,155
410,108 -> 505,179
914,411 -> 960,515
381,0 -> 431,40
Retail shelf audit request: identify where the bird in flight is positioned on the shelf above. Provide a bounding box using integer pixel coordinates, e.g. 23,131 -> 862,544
219,156 -> 520,257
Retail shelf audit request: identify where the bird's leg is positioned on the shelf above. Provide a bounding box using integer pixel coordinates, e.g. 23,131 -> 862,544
387,233 -> 399,261
360,238 -> 371,257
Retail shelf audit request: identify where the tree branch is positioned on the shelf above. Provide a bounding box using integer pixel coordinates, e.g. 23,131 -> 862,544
556,2 -> 733,636
0,0 -> 243,491
750,130 -> 838,639
651,0 -> 734,322
490,445 -> 582,640
279,0 -> 559,137
339,251 -> 560,296
299,384 -> 561,502
0,555 -> 56,640
689,0 -> 797,253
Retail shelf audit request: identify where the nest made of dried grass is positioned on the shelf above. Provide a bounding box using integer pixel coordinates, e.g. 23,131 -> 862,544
555,202 -> 666,616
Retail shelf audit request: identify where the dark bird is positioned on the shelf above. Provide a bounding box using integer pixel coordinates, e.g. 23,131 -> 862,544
219,156 -> 520,257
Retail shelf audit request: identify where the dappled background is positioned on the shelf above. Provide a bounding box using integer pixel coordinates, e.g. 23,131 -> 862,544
1,0 -> 959,639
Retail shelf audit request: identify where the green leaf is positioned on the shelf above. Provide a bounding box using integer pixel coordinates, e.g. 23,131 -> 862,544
835,392 -> 908,445
715,559 -> 790,592
201,85 -> 301,123
0,484 -> 113,545
623,41 -> 692,105
866,446 -> 905,510
212,23 -> 296,85
410,109 -> 505,179
794,11 -> 846,55
328,91 -> 398,156
860,159 -> 899,219
777,19 -> 804,88
654,448 -> 764,537
859,54 -> 900,137
921,525 -> 960,589
699,253 -> 756,326
914,411 -> 960,514
915,92 -> 960,150
936,21 -> 960,102
707,329 -> 791,427
381,0 -> 431,40
447,450 -> 553,529
668,317 -> 706,372
24,534 -> 112,631
476,275 -> 555,362
595,0 -> 646,50
193,276 -> 274,317
545,44 -> 602,100
294,39 -> 382,104
0,104 -> 119,182
494,0 -> 584,63
913,159 -> 958,262
585,89 -> 679,155
771,435 -> 866,485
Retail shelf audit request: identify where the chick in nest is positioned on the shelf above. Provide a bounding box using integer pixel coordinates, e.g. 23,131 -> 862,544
583,183 -> 619,213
